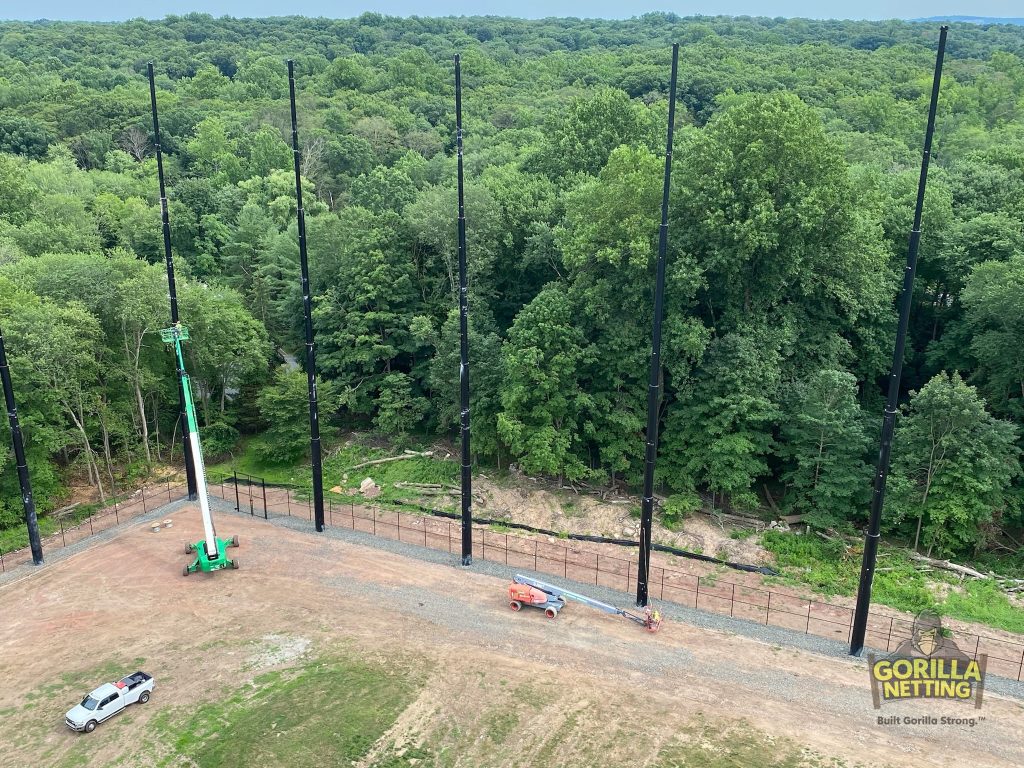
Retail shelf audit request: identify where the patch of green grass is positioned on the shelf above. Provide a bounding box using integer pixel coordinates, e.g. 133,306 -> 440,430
207,438 -> 310,486
26,658 -> 145,702
152,655 -> 417,768
483,709 -> 519,744
761,531 -> 857,596
943,579 -> 1024,634
729,528 -> 757,540
210,436 -> 459,512
656,719 -> 855,768
761,531 -> 1024,634
561,499 -> 587,519
533,710 -> 576,766
370,745 -> 440,768
513,683 -> 553,710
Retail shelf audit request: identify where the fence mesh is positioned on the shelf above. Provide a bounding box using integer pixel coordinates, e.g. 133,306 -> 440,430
4,472 -> 1021,682
1,480 -> 186,573
212,473 -> 1024,683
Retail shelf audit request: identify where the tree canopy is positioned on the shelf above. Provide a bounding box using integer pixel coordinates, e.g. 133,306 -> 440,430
0,14 -> 1022,557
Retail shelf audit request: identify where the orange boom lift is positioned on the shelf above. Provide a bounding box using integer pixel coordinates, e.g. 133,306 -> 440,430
508,574 -> 662,632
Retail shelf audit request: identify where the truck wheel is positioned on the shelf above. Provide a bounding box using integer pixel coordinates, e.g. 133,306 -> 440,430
182,565 -> 190,577
84,720 -> 97,733
139,691 -> 150,704
184,542 -> 194,554
509,600 -> 522,612
230,535 -> 240,548
231,558 -> 239,569
544,607 -> 558,619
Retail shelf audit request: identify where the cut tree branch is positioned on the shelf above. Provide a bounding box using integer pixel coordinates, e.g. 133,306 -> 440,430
347,450 -> 433,471
910,553 -> 988,580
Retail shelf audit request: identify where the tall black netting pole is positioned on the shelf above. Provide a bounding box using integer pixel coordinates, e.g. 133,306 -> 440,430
0,328 -> 43,565
850,26 -> 948,656
287,60 -> 326,533
455,54 -> 473,566
148,62 -> 198,502
637,44 -> 679,607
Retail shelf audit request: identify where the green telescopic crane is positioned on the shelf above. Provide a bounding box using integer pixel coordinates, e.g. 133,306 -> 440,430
161,324 -> 240,575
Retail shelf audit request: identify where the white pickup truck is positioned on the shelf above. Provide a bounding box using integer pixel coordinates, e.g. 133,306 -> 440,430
65,671 -> 154,733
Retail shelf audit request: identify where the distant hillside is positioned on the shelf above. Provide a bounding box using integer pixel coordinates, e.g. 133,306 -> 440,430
918,15 -> 1024,25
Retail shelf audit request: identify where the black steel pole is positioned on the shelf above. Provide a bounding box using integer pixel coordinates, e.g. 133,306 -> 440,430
637,44 -> 679,607
148,62 -> 198,502
287,60 -> 325,534
0,328 -> 43,565
455,54 -> 473,566
850,26 -> 948,656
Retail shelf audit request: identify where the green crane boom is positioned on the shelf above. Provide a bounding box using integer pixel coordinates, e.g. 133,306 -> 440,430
161,324 -> 240,575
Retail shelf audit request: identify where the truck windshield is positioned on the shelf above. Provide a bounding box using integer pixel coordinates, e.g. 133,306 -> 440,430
80,696 -> 99,710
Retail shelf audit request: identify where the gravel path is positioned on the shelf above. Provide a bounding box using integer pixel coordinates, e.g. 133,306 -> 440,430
6,494 -> 1022,704
227,499 -> 1024,702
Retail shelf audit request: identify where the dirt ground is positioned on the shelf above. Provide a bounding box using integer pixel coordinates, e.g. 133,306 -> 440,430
466,475 -> 1024,647
1,505 -> 1022,767
471,475 -> 770,566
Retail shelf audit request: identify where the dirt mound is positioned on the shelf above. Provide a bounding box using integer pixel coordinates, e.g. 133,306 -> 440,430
475,476 -> 772,566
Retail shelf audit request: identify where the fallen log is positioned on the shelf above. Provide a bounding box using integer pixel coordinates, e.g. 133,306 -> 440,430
394,482 -> 459,491
347,450 -> 433,471
910,553 -> 988,580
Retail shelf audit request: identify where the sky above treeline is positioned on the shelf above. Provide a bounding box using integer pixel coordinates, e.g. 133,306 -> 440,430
2,2 -> 1022,23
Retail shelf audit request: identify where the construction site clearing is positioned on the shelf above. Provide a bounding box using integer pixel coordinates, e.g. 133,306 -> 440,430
0,503 -> 1022,768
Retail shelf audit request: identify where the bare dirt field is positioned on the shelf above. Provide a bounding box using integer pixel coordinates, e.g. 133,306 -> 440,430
1,504 -> 1021,768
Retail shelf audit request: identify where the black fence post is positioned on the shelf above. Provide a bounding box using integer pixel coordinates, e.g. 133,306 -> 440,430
765,591 -> 771,625
262,479 -> 267,519
1,548 -> 5,573
60,518 -> 66,547
233,471 -> 240,512
88,515 -> 94,536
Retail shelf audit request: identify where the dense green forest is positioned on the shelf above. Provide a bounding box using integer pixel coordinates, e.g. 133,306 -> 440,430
0,14 -> 1022,560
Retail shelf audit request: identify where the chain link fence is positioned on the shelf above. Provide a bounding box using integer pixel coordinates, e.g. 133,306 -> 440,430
210,472 -> 1024,682
5,471 -> 1021,682
0,480 -> 187,573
